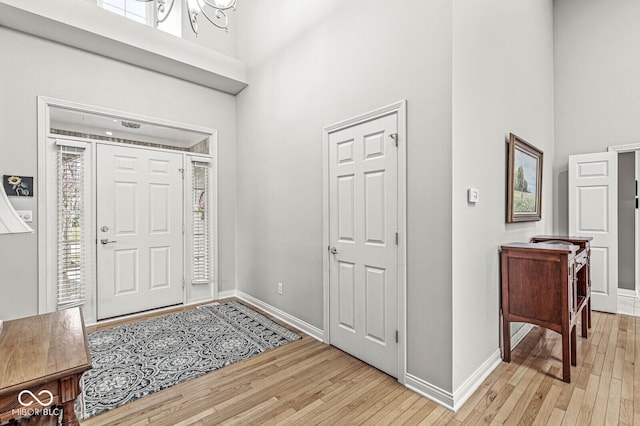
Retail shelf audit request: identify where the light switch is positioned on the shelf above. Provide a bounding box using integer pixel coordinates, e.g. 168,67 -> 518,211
467,188 -> 479,203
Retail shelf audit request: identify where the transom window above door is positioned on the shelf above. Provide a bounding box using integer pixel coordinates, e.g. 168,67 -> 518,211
99,0 -> 150,25
98,0 -> 181,37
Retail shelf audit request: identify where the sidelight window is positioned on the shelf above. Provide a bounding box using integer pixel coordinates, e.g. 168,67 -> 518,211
191,161 -> 211,284
57,142 -> 86,309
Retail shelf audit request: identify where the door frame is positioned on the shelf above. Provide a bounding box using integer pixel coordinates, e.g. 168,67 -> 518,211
322,100 -> 407,383
37,96 -> 218,324
610,143 -> 640,301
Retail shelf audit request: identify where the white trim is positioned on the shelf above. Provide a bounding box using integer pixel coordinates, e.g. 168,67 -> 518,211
405,349 -> 501,413
41,96 -> 217,141
452,349 -> 502,411
405,374 -> 454,411
609,142 -> 640,153
37,99 -> 50,312
236,291 -> 324,342
0,0 -> 247,94
619,288 -> 639,298
618,289 -> 640,317
418,324 -> 531,413
510,323 -> 534,350
55,139 -> 87,149
217,289 -> 237,300
609,143 -> 639,306
322,100 -> 408,383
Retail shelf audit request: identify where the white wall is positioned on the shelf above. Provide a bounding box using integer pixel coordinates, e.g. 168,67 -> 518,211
235,0 -> 454,391
0,27 -> 237,321
452,0 -> 554,391
554,0 -> 640,235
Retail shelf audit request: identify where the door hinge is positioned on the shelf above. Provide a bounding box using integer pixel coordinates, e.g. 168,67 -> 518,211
395,232 -> 399,245
395,330 -> 399,343
182,278 -> 185,288
179,168 -> 185,178
389,133 -> 398,147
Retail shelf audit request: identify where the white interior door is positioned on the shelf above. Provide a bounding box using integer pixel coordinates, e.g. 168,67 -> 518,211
569,152 -> 618,313
97,144 -> 184,319
328,112 -> 398,377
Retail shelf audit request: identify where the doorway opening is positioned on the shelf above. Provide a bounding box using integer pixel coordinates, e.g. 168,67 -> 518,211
38,97 -> 219,325
611,145 -> 640,316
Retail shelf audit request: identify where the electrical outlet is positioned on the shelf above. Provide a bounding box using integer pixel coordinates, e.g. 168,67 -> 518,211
16,210 -> 33,222
277,282 -> 283,295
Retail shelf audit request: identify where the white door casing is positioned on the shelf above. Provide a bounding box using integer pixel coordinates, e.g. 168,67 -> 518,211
569,151 -> 618,313
97,144 -> 184,319
326,107 -> 402,378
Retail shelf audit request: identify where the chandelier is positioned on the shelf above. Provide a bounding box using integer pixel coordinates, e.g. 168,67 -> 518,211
138,0 -> 238,35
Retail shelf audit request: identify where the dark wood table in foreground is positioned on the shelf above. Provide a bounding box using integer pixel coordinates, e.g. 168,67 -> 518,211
0,307 -> 91,426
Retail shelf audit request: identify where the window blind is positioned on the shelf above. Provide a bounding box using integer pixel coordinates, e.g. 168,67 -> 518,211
192,162 -> 210,284
57,145 -> 86,309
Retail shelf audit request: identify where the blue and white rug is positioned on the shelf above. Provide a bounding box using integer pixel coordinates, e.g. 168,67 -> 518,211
76,301 -> 301,420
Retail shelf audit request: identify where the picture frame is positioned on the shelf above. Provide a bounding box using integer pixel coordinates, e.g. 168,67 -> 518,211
506,133 -> 543,223
3,175 -> 33,197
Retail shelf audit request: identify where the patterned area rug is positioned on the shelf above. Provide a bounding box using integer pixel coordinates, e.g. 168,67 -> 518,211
76,301 -> 301,420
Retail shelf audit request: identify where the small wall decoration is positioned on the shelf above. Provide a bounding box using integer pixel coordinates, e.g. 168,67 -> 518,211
3,175 -> 33,197
506,133 -> 543,223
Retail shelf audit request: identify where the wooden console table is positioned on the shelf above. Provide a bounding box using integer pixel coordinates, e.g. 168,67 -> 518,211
500,236 -> 592,383
0,307 -> 92,426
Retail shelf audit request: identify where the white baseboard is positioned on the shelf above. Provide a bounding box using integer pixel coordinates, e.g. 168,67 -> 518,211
511,323 -> 534,350
217,289 -> 237,300
451,349 -> 502,411
405,374 -> 454,411
406,324 -> 529,412
405,348 -> 501,412
618,289 -> 640,317
234,290 -> 324,342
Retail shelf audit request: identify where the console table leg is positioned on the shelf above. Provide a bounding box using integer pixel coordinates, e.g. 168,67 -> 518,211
562,331 -> 571,383
571,326 -> 577,366
502,317 -> 511,363
60,401 -> 80,426
59,374 -> 82,426
581,308 -> 588,338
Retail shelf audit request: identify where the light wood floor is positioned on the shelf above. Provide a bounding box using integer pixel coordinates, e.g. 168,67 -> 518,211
16,302 -> 633,425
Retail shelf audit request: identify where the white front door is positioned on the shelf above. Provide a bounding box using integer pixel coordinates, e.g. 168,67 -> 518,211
569,152 -> 618,313
328,112 -> 398,377
97,144 -> 184,319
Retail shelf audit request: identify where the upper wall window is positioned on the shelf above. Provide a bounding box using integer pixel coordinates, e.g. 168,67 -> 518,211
99,0 -> 151,25
98,0 -> 181,37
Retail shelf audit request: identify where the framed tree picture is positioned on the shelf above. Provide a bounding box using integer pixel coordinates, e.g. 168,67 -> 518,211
506,133 -> 543,223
